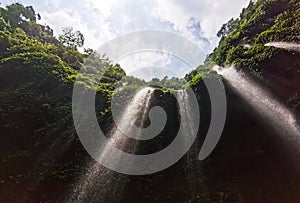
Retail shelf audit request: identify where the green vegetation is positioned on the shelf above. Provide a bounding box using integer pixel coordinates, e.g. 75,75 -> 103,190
148,76 -> 186,90
0,3 -> 57,43
185,0 -> 300,85
0,3 -> 126,93
0,4 -> 130,196
0,3 -> 193,145
58,26 -> 85,48
1,0 -> 298,148
1,1 -> 299,201
0,3 -> 127,157
207,0 -> 300,69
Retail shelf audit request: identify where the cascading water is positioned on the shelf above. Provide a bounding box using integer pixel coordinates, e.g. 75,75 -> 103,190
176,90 -> 197,158
176,90 -> 200,199
265,42 -> 300,52
67,87 -> 154,202
215,66 -> 300,144
112,87 -> 154,142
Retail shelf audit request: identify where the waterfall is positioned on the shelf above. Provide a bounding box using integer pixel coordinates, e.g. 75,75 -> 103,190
112,87 -> 154,141
265,42 -> 300,52
176,90 -> 197,156
216,67 -> 300,143
176,91 -> 196,168
176,90 -> 202,201
67,87 -> 154,202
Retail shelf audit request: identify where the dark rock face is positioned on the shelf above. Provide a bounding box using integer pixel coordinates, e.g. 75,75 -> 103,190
191,74 -> 300,202
259,49 -> 300,115
1,73 -> 300,202
204,90 -> 299,202
1,51 -> 300,202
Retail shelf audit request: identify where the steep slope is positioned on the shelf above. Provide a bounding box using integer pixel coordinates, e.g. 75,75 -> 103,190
184,0 -> 300,202
0,4 -> 127,202
207,0 -> 300,112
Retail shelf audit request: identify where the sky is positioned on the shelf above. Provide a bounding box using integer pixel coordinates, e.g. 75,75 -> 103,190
0,0 -> 250,79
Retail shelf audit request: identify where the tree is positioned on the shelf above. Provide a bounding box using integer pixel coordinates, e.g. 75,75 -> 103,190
83,48 -> 94,56
2,3 -> 36,29
58,26 -> 85,48
1,3 -> 57,43
0,17 -> 10,30
217,18 -> 239,39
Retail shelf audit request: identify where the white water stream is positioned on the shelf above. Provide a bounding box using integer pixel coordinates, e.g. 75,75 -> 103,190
216,67 -> 300,143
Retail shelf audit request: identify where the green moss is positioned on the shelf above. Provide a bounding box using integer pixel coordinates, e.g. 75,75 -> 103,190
185,0 -> 298,89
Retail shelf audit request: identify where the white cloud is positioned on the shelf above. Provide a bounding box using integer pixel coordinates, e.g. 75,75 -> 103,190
118,51 -> 172,73
151,0 -> 250,49
118,51 -> 192,80
39,1 -> 117,49
0,0 -> 250,78
118,52 -> 193,81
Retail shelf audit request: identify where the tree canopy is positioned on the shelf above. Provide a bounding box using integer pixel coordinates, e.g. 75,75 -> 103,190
59,26 -> 85,48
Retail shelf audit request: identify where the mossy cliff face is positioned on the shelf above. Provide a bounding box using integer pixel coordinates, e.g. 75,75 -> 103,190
1,1 -> 300,202
182,0 -> 300,201
204,0 -> 300,69
186,73 -> 300,202
0,4 -> 126,201
258,49 -> 300,114
141,89 -> 180,154
199,0 -> 300,114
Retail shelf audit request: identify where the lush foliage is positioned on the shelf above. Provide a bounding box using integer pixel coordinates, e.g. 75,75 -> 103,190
0,2 -> 128,156
185,0 -> 300,85
58,26 -> 85,48
0,4 -> 128,194
207,0 -> 299,69
0,3 -> 57,43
